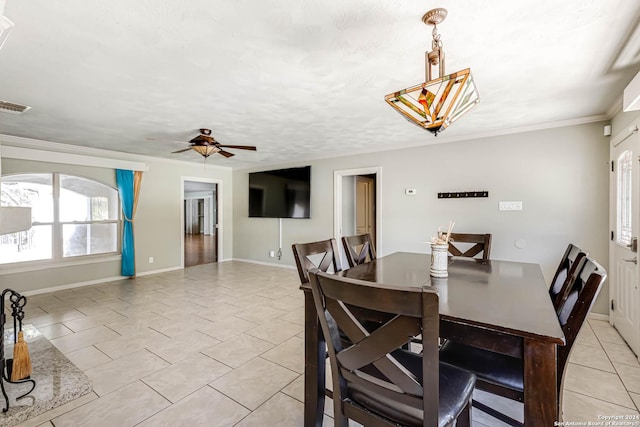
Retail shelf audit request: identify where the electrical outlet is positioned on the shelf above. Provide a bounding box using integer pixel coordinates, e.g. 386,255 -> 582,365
269,250 -> 275,258
148,256 -> 154,263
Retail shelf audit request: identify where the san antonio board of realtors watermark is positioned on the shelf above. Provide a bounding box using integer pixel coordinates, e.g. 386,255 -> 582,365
555,414 -> 640,426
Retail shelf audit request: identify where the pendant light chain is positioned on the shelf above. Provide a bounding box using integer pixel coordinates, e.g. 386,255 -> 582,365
432,25 -> 442,50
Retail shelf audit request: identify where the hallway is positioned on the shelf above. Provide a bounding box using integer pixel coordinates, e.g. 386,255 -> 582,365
184,233 -> 217,267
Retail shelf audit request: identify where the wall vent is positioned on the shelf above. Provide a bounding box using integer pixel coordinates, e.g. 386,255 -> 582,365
0,100 -> 31,114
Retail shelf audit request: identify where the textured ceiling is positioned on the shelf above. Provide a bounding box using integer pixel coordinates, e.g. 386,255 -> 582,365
0,0 -> 639,168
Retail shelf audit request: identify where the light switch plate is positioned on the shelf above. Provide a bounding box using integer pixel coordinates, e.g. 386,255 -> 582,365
405,189 -> 417,195
499,201 -> 523,211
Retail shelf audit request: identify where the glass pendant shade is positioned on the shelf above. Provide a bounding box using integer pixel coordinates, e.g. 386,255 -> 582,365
385,8 -> 479,136
192,145 -> 219,158
385,68 -> 479,135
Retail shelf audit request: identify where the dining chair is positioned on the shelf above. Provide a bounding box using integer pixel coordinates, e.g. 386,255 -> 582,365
309,268 -> 476,427
447,233 -> 492,261
341,233 -> 377,268
292,238 -> 343,285
438,256 -> 606,427
292,238 -> 344,407
548,243 -> 588,312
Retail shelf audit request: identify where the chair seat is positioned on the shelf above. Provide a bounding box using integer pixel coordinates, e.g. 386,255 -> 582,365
349,356 -> 476,427
439,341 -> 523,393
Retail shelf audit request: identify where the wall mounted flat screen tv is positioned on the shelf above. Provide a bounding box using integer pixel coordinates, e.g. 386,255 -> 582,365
249,166 -> 311,218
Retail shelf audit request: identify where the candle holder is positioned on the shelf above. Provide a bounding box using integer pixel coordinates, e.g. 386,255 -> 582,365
430,243 -> 449,277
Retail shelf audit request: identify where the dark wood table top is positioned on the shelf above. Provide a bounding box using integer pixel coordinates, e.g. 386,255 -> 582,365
339,252 -> 565,345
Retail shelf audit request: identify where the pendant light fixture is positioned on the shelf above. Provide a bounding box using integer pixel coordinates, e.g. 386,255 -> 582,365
385,8 -> 479,136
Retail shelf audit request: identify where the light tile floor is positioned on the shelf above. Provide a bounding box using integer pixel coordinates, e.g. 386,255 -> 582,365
5,261 -> 638,426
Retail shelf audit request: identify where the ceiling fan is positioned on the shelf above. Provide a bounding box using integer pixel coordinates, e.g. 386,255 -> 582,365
171,128 -> 257,158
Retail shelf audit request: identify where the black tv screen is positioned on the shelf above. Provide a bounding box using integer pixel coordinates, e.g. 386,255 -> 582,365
249,166 -> 311,218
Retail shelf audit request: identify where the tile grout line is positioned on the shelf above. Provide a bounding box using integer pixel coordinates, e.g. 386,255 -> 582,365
587,320 -> 640,412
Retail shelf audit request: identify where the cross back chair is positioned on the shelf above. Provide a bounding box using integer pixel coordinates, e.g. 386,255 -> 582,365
292,238 -> 344,408
309,269 -> 476,427
438,257 -> 607,427
342,233 -> 377,268
548,243 -> 588,313
292,238 -> 343,285
447,233 -> 492,261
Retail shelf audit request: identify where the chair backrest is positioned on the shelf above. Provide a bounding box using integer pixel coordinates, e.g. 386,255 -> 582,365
292,239 -> 342,284
556,257 -> 606,393
341,233 -> 377,268
308,269 -> 440,427
448,233 -> 492,261
549,244 -> 588,312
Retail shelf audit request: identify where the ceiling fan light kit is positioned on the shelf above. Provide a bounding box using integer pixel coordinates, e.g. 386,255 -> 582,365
191,145 -> 220,158
170,128 -> 257,159
385,8 -> 480,136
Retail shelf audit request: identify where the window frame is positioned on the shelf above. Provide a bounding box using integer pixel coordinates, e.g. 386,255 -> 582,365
617,150 -> 633,247
0,172 -> 122,269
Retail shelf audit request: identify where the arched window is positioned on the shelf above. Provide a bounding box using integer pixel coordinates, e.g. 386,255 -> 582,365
0,173 -> 120,265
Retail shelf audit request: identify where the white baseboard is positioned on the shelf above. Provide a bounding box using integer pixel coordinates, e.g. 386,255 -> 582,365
589,312 -> 609,322
22,275 -> 128,297
136,266 -> 182,277
20,261 -> 288,297
230,258 -> 296,270
22,266 -> 183,296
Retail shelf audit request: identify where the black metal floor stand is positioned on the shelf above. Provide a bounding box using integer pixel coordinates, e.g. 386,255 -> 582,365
0,289 -> 36,412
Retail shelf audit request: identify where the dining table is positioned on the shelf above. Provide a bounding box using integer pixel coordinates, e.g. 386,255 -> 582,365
300,252 -> 566,427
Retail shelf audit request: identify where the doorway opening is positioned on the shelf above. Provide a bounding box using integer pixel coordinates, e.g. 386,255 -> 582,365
334,167 -> 381,266
182,178 -> 220,267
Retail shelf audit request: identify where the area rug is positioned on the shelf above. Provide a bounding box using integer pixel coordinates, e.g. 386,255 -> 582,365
0,325 -> 92,427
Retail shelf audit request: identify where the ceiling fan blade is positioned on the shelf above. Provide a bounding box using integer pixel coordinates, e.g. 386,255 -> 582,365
218,150 -> 235,158
171,147 -> 192,154
217,144 -> 257,151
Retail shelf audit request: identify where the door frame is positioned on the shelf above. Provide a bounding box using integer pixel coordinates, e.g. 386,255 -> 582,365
334,167 -> 382,253
180,176 -> 223,268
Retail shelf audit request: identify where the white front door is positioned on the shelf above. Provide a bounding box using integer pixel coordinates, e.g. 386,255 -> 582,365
610,130 -> 640,355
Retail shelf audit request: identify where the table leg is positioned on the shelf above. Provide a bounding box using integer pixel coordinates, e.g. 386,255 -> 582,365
304,290 -> 325,427
523,338 -> 558,425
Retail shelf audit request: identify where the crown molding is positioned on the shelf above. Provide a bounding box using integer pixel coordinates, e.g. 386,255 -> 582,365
0,134 -> 232,171
0,135 -> 148,171
430,114 -> 610,145
1,114 -> 609,172
238,114 -> 611,170
606,95 -> 623,119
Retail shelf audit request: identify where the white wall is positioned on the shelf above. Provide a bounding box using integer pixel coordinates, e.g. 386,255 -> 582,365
233,121 -> 610,314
